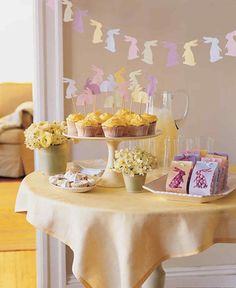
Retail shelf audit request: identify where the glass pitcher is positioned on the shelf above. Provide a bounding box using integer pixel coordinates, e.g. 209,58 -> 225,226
147,90 -> 189,173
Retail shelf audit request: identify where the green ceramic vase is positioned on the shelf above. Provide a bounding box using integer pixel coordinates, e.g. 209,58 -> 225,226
123,174 -> 146,193
38,143 -> 68,176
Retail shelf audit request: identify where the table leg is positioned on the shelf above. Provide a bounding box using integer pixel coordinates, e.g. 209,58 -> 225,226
141,265 -> 165,288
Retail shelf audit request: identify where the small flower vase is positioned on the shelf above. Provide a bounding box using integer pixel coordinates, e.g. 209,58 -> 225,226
38,143 -> 68,176
123,174 -> 146,193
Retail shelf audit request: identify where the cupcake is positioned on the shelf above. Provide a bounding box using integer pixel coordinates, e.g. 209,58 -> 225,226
66,113 -> 84,136
85,111 -> 104,136
126,114 -> 149,137
75,118 -> 100,137
102,116 -> 126,137
141,113 -> 158,135
99,112 -> 113,123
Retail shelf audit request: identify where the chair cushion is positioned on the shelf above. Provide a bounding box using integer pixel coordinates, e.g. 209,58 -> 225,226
0,129 -> 25,144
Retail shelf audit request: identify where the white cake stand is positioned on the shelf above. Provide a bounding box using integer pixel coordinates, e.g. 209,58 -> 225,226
65,131 -> 161,188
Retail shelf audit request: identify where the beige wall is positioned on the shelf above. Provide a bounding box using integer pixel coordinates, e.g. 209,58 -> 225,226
64,0 -> 236,162
64,0 -> 236,274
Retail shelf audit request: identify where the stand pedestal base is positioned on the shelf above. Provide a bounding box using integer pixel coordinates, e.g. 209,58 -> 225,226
97,139 -> 125,188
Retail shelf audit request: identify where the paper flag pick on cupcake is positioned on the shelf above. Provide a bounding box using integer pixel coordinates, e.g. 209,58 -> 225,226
203,37 -> 223,63
90,19 -> 103,43
100,74 -> 116,92
183,40 -> 198,66
74,9 -> 88,33
62,0 -> 73,22
131,84 -> 148,104
114,67 -> 126,84
124,35 -> 139,60
63,78 -> 77,99
142,40 -> 158,64
163,42 -> 179,67
225,30 -> 236,57
105,29 -> 120,52
128,70 -> 142,90
76,88 -> 93,106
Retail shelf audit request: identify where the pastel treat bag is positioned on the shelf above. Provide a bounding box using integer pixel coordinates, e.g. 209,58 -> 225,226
174,153 -> 199,165
189,161 -> 219,196
206,153 -> 228,189
166,161 -> 193,193
209,152 -> 229,188
201,157 -> 224,193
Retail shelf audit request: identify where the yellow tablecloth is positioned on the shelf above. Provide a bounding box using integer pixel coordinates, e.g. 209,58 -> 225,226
15,172 -> 236,288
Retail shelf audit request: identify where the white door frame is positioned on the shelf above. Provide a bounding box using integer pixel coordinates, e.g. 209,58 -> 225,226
33,1 -> 66,287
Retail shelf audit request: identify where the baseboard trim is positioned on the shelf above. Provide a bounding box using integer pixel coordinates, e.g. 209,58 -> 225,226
66,264 -> 236,287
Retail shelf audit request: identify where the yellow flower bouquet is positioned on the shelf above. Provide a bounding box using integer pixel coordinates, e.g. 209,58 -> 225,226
113,147 -> 157,177
24,121 -> 68,150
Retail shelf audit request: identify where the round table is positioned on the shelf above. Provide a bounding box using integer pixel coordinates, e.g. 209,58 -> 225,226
15,172 -> 236,288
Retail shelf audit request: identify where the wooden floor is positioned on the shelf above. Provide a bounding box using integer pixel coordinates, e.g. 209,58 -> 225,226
0,178 -> 36,288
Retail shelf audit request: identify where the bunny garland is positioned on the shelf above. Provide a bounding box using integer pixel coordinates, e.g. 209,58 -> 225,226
59,3 -> 236,66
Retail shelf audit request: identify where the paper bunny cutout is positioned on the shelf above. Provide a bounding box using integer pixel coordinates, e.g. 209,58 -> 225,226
105,29 -> 120,53
84,79 -> 100,95
74,9 -> 88,33
91,65 -> 104,85
128,70 -> 142,90
225,30 -> 236,57
163,42 -> 179,67
90,19 -> 103,44
117,81 -> 129,102
62,0 -> 73,22
100,74 -> 116,92
114,67 -> 126,84
182,40 -> 198,66
124,35 -> 139,60
131,84 -> 148,104
145,75 -> 158,97
63,78 -> 77,99
76,88 -> 93,106
142,40 -> 158,64
203,37 -> 223,63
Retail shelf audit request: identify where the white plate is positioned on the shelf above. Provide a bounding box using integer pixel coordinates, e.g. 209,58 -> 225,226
51,183 -> 96,193
143,174 -> 236,203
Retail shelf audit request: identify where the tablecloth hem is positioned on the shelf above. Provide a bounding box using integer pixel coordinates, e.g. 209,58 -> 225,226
22,210 -> 236,288
134,237 -> 236,288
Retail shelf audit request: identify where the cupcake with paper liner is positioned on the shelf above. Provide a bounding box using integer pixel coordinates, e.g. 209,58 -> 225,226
66,113 -> 85,136
99,112 -> 113,123
102,116 -> 127,137
141,113 -> 158,135
75,118 -> 101,137
126,114 -> 149,137
85,111 -> 104,136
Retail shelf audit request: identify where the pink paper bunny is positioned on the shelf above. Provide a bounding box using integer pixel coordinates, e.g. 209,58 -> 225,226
225,30 -> 236,56
91,65 -> 104,85
76,88 -> 93,106
124,35 -> 139,60
74,9 -> 88,33
163,41 -> 179,67
84,79 -> 100,95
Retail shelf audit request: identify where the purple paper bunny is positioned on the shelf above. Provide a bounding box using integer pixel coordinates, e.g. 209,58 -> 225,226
163,41 -> 179,67
124,35 -> 139,60
74,9 -> 88,33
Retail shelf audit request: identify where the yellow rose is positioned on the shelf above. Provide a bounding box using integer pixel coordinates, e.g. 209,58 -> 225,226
40,132 -> 52,148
